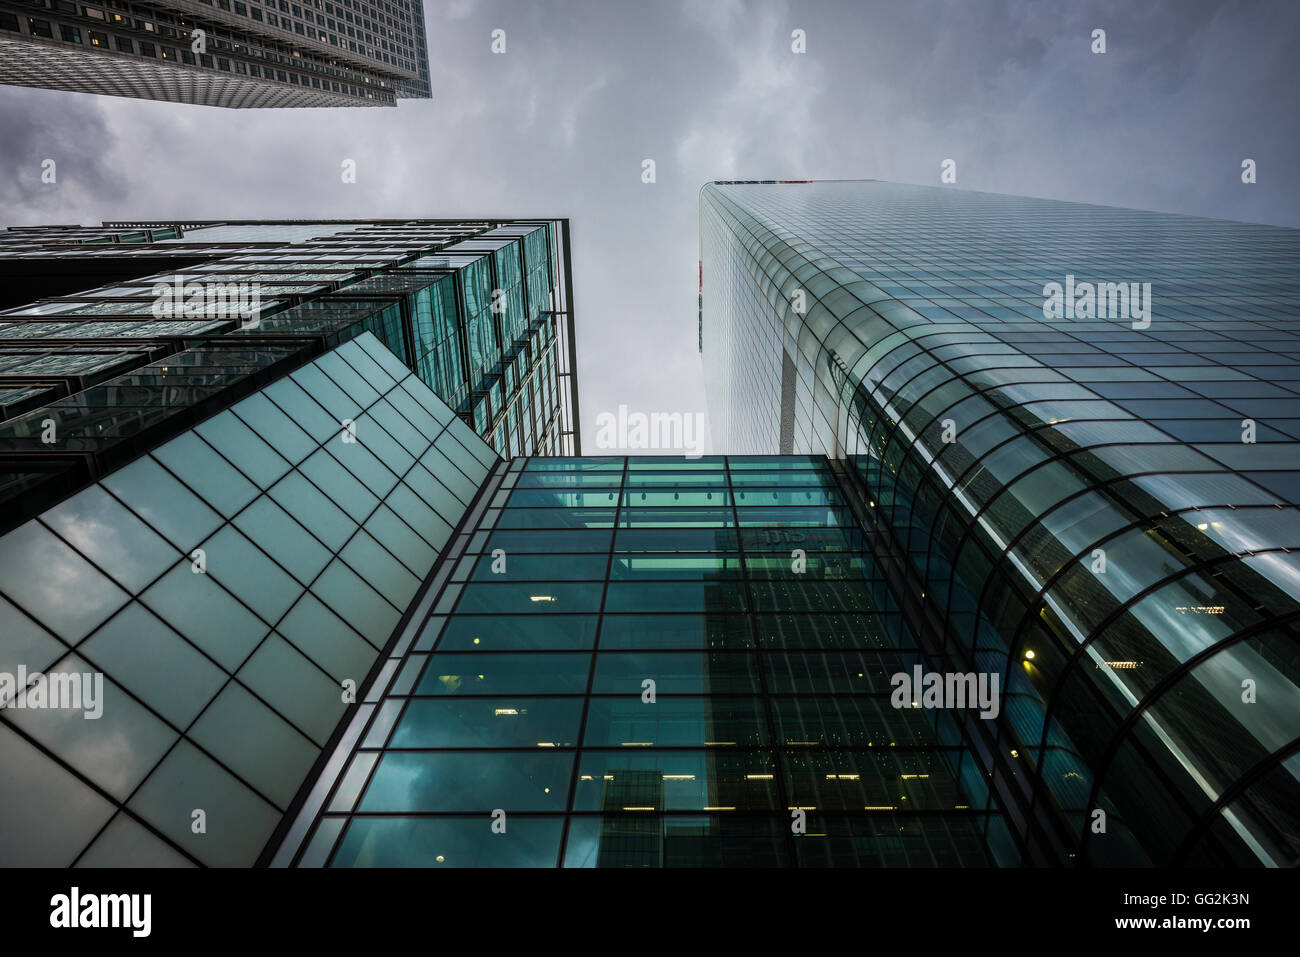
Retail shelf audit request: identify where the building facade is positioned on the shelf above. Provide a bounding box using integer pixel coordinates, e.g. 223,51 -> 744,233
0,332 -> 495,865
272,453 -> 1003,868
700,180 -> 1300,866
0,218 -> 579,536
2,184 -> 1296,868
0,0 -> 428,107
0,214 -> 589,868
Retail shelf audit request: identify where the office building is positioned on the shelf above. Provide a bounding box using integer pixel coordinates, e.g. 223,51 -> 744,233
2,180 -> 1297,868
0,218 -> 579,535
0,0 -> 429,107
0,214 -> 581,866
273,453 -> 1002,868
700,179 -> 1300,866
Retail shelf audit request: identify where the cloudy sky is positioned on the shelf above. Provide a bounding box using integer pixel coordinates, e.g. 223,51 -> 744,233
1,0 -> 1297,452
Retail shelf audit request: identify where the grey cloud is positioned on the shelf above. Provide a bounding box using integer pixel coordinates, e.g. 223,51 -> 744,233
0,87 -> 125,223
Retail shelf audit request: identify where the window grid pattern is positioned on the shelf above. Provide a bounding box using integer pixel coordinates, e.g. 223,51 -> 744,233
286,454 -> 1004,868
700,180 -> 1300,866
0,0 -> 428,107
0,332 -> 495,866
0,219 -> 577,532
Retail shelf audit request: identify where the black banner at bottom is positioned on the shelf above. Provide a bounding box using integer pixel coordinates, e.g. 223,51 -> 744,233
0,866 -> 1285,944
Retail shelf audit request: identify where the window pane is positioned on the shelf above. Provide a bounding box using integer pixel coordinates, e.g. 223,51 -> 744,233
127,741 -> 280,867
101,454 -> 223,549
583,697 -> 767,747
591,652 -> 759,694
42,484 -> 181,592
391,697 -> 582,748
152,432 -> 258,517
0,520 -> 128,643
78,602 -> 226,727
432,615 -> 599,651
571,750 -> 778,811
358,751 -> 573,812
415,652 -> 590,695
7,653 -> 175,801
331,816 -> 563,867
188,682 -> 318,809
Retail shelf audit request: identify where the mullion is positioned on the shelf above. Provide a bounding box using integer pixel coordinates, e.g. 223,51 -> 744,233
556,455 -> 625,866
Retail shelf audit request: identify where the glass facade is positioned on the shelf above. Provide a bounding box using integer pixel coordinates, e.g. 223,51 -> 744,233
0,0 -> 430,108
0,333 -> 495,866
1,184 -> 1292,870
0,218 -> 578,535
277,455 -> 1003,868
0,215 -> 582,869
700,180 -> 1300,865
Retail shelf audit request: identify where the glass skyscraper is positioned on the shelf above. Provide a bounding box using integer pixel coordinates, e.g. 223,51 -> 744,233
0,0 -> 429,107
700,180 -> 1300,866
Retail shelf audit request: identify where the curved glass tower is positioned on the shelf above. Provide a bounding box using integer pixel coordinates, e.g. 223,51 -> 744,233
701,180 -> 1300,866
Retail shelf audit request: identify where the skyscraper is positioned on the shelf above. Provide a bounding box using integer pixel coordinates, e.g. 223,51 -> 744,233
700,180 -> 1300,866
0,0 -> 429,107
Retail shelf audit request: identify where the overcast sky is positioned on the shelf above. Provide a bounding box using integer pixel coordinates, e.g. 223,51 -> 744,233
2,0 -> 1298,452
